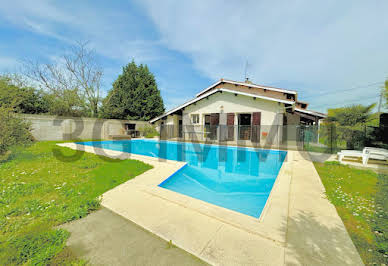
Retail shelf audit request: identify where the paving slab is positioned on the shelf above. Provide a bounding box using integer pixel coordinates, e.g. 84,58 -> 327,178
61,207 -> 207,266
200,224 -> 284,266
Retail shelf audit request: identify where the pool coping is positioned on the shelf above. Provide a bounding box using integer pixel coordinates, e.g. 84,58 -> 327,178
122,137 -> 291,153
57,141 -> 291,246
141,152 -> 292,246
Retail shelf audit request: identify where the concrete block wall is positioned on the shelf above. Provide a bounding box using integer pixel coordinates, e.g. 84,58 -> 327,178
20,114 -> 149,141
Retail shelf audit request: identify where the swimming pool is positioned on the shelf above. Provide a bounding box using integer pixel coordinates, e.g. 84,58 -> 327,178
78,139 -> 287,218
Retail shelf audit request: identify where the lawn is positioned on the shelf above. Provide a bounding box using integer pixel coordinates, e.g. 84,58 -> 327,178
0,141 -> 152,265
314,161 -> 387,265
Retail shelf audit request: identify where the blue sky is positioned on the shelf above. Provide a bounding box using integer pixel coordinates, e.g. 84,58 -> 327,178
0,1 -> 387,112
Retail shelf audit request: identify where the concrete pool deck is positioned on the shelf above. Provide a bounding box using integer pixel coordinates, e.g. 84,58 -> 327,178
58,142 -> 363,265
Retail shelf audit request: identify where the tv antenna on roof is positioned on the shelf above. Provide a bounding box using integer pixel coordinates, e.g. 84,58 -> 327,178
244,60 -> 250,82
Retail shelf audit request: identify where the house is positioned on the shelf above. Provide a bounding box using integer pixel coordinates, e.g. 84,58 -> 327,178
150,78 -> 326,146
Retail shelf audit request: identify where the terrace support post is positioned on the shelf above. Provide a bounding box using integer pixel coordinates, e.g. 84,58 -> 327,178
234,113 -> 239,144
234,125 -> 238,144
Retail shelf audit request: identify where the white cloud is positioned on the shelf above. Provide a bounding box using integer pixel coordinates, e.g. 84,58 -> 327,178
138,0 -> 388,111
1,1 -> 387,112
0,0 -> 165,64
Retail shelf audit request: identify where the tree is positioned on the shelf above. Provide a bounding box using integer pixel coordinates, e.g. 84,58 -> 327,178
102,61 -> 164,120
43,89 -> 87,117
327,104 -> 376,126
327,104 -> 376,149
63,42 -> 102,117
22,41 -> 102,117
0,75 -> 49,114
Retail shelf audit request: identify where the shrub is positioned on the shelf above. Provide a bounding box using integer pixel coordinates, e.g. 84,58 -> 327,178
141,125 -> 159,138
0,75 -> 49,114
0,106 -> 33,157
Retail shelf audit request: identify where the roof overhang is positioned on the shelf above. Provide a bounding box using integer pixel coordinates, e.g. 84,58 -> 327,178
196,79 -> 297,97
295,108 -> 327,119
150,88 -> 295,123
221,88 -> 294,104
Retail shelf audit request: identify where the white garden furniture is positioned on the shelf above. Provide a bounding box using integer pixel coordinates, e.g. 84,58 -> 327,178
337,147 -> 388,165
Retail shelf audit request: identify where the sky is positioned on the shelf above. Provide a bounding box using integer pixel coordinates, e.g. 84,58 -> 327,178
0,0 -> 387,112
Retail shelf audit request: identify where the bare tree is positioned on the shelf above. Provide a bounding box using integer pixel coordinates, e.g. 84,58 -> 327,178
64,42 -> 102,117
22,41 -> 102,117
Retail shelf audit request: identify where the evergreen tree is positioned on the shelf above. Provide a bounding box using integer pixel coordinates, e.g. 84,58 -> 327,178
102,61 -> 164,120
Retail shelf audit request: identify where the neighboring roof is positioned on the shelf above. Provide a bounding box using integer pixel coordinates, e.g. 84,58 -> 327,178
150,87 -> 295,123
195,78 -> 297,98
295,108 -> 327,118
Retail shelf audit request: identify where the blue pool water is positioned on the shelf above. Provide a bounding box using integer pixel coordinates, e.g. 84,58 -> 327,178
78,139 -> 287,218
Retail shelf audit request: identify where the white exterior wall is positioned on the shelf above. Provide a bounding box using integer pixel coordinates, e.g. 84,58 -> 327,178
182,92 -> 285,144
166,115 -> 177,125
154,114 -> 181,139
183,92 -> 284,125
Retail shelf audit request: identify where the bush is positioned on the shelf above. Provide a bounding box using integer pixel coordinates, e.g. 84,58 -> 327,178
0,75 -> 49,114
0,106 -> 33,157
140,125 -> 159,138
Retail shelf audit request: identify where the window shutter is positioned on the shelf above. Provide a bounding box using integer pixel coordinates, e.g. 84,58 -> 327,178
227,113 -> 234,125
252,112 -> 261,125
227,113 -> 234,140
210,113 -> 220,125
252,112 -> 261,142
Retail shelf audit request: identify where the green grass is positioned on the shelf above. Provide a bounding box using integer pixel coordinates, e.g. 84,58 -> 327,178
314,161 -> 388,264
0,141 -> 152,265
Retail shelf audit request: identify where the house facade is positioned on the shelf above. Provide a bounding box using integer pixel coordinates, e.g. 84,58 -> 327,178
150,78 -> 325,146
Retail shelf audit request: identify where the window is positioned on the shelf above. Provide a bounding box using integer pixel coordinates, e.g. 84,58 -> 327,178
238,113 -> 252,140
191,114 -> 199,124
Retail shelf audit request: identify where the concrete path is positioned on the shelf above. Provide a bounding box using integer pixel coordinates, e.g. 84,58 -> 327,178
285,151 -> 363,265
61,207 -> 207,266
